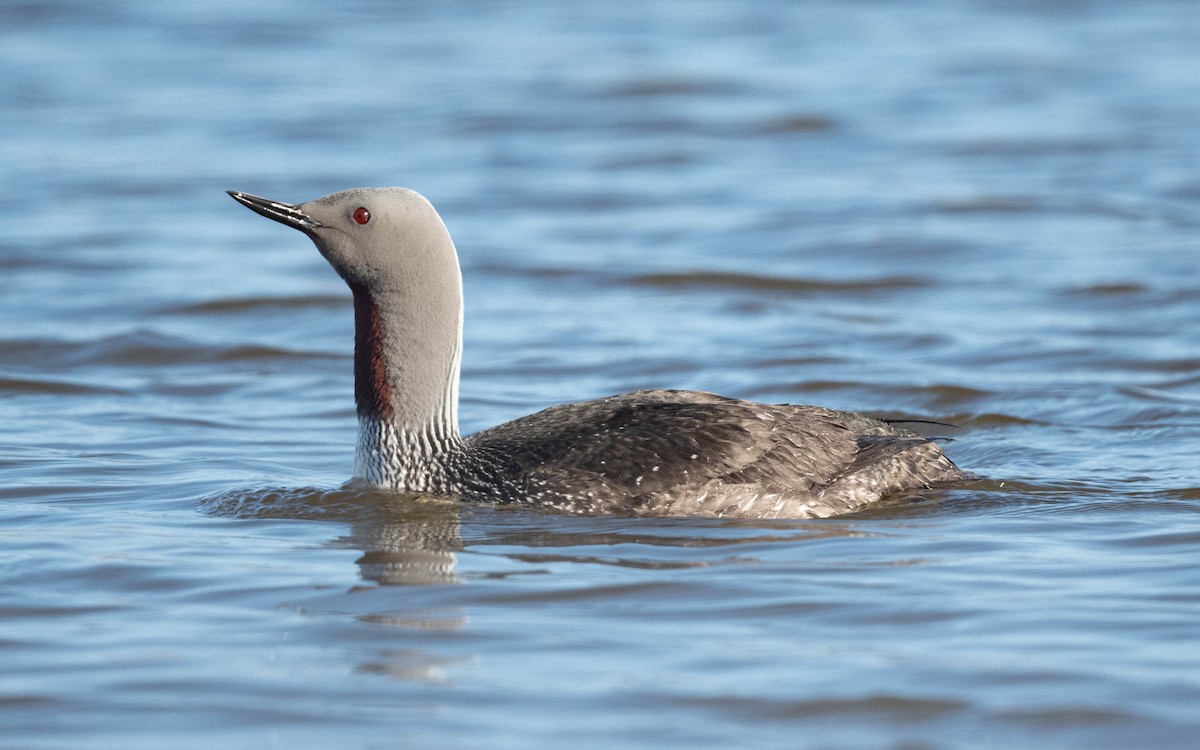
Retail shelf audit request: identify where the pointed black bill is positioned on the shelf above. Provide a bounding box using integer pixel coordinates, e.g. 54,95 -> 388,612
227,191 -> 324,234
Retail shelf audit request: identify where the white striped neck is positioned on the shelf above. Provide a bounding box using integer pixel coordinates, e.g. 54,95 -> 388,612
354,418 -> 462,492
349,278 -> 464,492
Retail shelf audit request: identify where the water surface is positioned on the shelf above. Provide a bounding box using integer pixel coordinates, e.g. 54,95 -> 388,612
3,1 -> 1199,747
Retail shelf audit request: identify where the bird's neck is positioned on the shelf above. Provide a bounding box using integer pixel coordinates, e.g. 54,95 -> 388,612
349,280 -> 463,490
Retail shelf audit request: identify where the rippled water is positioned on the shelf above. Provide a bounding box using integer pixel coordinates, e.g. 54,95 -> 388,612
4,1 -> 1199,747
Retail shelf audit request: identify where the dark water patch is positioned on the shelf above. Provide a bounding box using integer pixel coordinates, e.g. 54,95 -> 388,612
751,113 -> 839,135
602,111 -> 837,139
598,149 -> 698,170
1145,486 -> 1200,502
465,356 -> 658,381
202,341 -> 339,362
449,112 -> 578,136
993,705 -> 1141,728
928,195 -> 1146,220
752,354 -> 850,369
949,138 -> 1116,157
612,114 -> 716,136
0,375 -> 127,396
626,271 -> 928,295
1,602 -> 127,620
753,380 -> 992,410
469,264 -> 918,299
930,195 -> 1042,214
0,331 -> 341,369
0,246 -> 42,271
599,76 -> 745,99
5,239 -> 142,273
954,412 -> 1048,429
1053,282 -> 1200,315
671,693 -> 968,722
0,1 -> 74,25
0,695 -> 55,709
164,294 -> 347,315
1061,282 -> 1149,297
150,381 -> 254,399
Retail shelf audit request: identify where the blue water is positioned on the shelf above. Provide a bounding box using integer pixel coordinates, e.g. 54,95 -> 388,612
3,1 -> 1200,747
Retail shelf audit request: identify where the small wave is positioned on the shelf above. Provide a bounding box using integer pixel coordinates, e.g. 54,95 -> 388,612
470,264 -> 927,295
955,412 -> 1048,428
626,270 -> 928,294
1060,282 -> 1148,297
0,375 -> 126,396
163,294 -> 347,315
197,484 -> 458,523
931,196 -> 1041,214
747,381 -> 992,409
599,76 -> 744,99
598,149 -> 698,170
949,137 -> 1112,156
1107,527 -> 1200,549
670,692 -> 968,721
1121,384 -> 1200,406
929,195 -> 1144,220
751,113 -> 839,134
0,331 -> 339,369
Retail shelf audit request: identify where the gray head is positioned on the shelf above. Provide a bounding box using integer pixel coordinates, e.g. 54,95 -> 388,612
228,187 -> 465,472
227,187 -> 457,293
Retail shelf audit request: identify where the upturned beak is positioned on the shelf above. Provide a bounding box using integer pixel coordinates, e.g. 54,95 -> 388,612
227,191 -> 324,234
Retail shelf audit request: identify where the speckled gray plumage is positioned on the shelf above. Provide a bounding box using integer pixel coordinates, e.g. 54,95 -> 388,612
228,187 -> 972,519
452,389 -> 968,518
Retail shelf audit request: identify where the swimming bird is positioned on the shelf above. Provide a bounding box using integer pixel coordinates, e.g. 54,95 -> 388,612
227,187 -> 971,518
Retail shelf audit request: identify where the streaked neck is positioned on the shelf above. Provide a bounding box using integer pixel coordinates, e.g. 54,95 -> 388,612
349,281 -> 462,490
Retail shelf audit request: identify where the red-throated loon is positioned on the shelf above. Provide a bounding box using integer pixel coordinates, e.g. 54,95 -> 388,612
228,187 -> 971,518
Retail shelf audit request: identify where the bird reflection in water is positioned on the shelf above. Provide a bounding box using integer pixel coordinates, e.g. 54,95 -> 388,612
347,500 -> 463,585
199,486 -> 464,585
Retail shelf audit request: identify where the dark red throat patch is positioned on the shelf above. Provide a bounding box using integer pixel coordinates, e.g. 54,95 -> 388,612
350,283 -> 393,420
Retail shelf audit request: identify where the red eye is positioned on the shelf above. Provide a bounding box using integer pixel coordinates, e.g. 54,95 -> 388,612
352,207 -> 371,225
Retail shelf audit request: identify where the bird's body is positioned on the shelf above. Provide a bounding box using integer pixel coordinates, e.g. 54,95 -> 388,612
228,187 -> 971,519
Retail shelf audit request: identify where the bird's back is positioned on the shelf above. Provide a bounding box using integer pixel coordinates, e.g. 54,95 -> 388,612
458,390 -> 969,518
